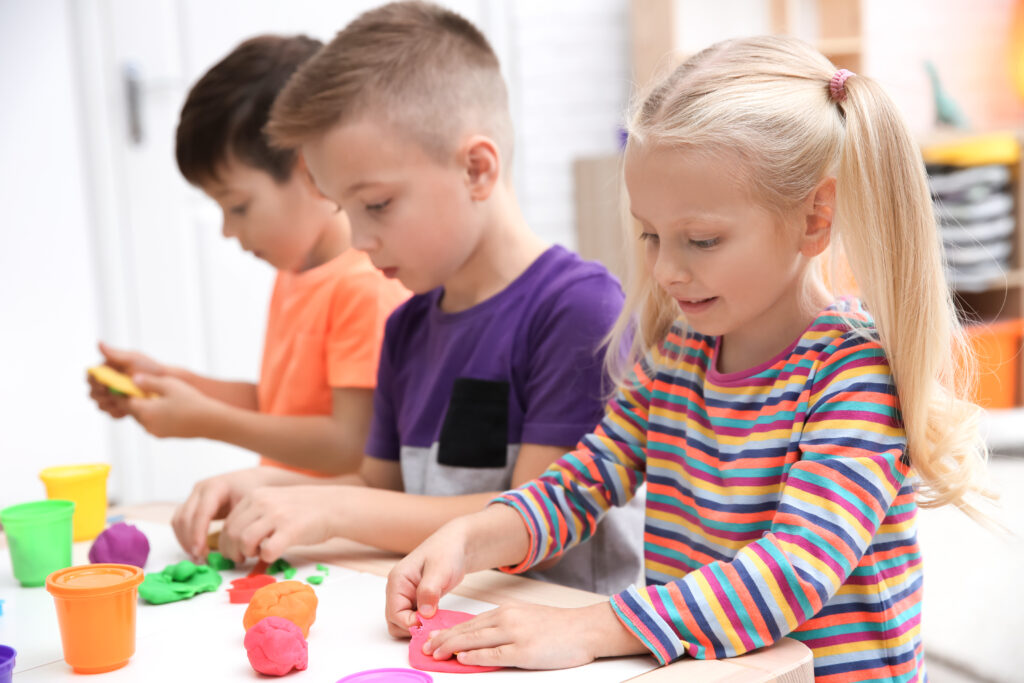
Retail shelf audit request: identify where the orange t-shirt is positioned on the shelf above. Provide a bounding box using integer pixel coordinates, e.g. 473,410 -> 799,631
257,248 -> 410,473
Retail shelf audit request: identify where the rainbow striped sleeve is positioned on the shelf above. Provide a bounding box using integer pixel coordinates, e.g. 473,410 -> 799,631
494,355 -> 656,573
611,334 -> 909,665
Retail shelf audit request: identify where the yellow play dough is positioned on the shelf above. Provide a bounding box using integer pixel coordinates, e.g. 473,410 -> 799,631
88,365 -> 147,398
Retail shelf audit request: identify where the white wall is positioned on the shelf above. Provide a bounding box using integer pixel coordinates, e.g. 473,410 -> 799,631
0,0 -> 110,508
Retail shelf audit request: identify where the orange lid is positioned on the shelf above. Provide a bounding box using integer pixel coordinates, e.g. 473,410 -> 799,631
46,564 -> 143,598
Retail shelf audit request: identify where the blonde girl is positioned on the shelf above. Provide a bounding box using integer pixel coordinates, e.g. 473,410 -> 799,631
383,36 -> 990,682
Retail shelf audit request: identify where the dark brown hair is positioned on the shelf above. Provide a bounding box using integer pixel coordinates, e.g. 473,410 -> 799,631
266,2 -> 512,163
175,34 -> 323,186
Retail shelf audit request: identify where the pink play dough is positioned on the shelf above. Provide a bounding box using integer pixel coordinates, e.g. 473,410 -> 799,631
408,609 -> 502,674
88,522 -> 150,568
244,616 -> 308,676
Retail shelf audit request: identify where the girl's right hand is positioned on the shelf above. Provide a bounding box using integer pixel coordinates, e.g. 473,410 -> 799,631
87,341 -> 167,418
385,518 -> 472,638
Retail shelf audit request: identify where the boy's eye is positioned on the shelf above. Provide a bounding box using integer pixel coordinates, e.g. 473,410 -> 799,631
365,199 -> 391,212
639,232 -> 659,243
690,237 -> 719,249
229,203 -> 249,216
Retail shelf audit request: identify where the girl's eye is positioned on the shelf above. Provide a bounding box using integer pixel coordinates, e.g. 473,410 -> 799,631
230,203 -> 249,216
639,232 -> 659,243
366,199 -> 391,212
690,237 -> 719,249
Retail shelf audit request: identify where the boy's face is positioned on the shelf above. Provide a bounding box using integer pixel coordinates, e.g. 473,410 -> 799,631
302,119 -> 484,294
200,158 -> 332,272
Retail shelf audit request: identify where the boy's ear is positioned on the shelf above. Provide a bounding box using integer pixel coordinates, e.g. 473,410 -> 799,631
800,176 -> 836,257
459,135 -> 500,201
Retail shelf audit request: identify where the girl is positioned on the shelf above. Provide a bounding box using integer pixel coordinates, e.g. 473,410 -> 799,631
383,36 -> 992,681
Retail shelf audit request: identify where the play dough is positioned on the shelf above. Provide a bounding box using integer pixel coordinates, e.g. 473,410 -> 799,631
408,610 -> 502,674
88,365 -> 147,398
244,616 -> 308,676
205,551 -> 234,570
243,581 -> 318,637
88,522 -> 150,568
138,560 -> 222,604
228,574 -> 277,604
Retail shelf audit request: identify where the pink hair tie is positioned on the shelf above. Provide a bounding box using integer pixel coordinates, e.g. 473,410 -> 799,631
830,69 -> 855,103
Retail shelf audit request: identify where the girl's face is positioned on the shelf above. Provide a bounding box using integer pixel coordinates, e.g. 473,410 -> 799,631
624,143 -> 811,341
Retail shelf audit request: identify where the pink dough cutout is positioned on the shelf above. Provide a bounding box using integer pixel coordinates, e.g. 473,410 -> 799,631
244,616 -> 308,676
408,609 -> 502,674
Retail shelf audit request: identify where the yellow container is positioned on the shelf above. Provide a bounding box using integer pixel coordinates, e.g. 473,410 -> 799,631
38,464 -> 111,541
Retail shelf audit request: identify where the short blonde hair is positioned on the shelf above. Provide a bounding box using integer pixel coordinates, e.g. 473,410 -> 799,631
266,1 -> 513,166
609,35 -> 992,517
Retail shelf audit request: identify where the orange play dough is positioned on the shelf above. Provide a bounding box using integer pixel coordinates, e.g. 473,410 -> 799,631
243,581 -> 318,637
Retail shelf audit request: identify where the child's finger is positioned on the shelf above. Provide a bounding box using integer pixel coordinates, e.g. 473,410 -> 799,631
415,563 -> 454,619
189,487 -> 230,557
133,373 -> 171,396
98,341 -> 131,371
384,569 -> 421,637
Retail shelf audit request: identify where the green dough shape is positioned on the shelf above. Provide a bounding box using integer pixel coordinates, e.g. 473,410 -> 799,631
315,563 -> 329,574
108,387 -> 127,397
267,558 -> 292,575
206,551 -> 235,570
306,575 -> 324,585
283,567 -> 297,580
139,561 -> 223,604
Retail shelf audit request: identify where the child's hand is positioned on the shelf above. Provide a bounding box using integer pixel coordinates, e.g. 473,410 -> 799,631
217,486 -> 344,564
385,520 -> 472,638
422,602 -> 646,670
172,467 -> 294,560
87,342 -> 166,418
126,374 -> 220,438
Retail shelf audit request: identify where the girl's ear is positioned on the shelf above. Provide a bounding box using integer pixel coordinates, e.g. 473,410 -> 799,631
459,135 -> 501,201
801,176 -> 836,257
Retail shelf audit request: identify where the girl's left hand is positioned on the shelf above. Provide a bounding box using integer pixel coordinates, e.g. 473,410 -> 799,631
422,601 -> 643,670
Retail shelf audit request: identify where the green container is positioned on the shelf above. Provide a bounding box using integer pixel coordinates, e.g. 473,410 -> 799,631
0,500 -> 75,587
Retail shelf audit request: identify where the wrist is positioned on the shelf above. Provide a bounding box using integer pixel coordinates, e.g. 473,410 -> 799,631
463,504 -> 529,571
194,397 -> 233,440
581,601 -> 648,660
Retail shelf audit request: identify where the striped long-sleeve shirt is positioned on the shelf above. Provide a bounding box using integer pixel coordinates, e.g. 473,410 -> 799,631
495,299 -> 925,682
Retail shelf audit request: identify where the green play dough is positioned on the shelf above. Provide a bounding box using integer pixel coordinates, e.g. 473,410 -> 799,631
139,560 -> 222,605
306,575 -> 324,585
267,558 -> 292,575
315,563 -> 329,574
205,551 -> 235,570
283,567 -> 297,580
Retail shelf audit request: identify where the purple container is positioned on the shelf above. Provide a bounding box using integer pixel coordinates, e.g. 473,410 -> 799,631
0,645 -> 16,683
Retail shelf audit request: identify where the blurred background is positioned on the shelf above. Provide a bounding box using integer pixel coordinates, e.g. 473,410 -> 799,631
1,1 -> 1022,679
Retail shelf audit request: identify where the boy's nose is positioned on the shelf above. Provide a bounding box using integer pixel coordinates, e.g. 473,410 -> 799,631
349,227 -> 379,253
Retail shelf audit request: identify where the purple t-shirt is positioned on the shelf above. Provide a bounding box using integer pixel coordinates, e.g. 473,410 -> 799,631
365,245 -> 623,497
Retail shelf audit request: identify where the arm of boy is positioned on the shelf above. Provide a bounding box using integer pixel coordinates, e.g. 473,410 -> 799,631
213,442 -> 571,563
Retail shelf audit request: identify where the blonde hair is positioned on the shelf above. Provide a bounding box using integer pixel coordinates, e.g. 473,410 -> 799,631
607,36 -> 993,516
266,1 -> 513,166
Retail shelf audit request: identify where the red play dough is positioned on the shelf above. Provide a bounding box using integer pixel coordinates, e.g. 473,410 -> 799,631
244,616 -> 308,676
408,609 -> 502,674
228,574 -> 277,604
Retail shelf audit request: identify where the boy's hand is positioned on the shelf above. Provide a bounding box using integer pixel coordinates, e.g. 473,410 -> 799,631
126,375 -> 220,438
87,342 -> 166,418
385,520 -> 472,638
172,467 -> 293,560
217,486 -> 347,564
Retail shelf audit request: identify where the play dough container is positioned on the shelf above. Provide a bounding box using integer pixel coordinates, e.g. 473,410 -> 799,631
46,564 -> 143,674
0,500 -> 74,587
0,645 -> 16,683
39,463 -> 110,541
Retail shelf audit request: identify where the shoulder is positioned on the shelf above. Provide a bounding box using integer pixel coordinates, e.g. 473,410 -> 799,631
523,246 -> 624,335
805,299 -> 896,397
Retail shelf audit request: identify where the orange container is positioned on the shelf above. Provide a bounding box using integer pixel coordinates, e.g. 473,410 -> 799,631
965,318 -> 1024,409
45,564 -> 144,674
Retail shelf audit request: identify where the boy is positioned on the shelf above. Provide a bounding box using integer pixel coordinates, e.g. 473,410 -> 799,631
88,35 -> 409,477
173,2 -> 643,595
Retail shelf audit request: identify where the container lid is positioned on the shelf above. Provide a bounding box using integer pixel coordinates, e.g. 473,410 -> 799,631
0,500 -> 75,525
39,463 -> 111,481
0,644 -> 15,664
46,563 -> 143,598
336,669 -> 432,682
